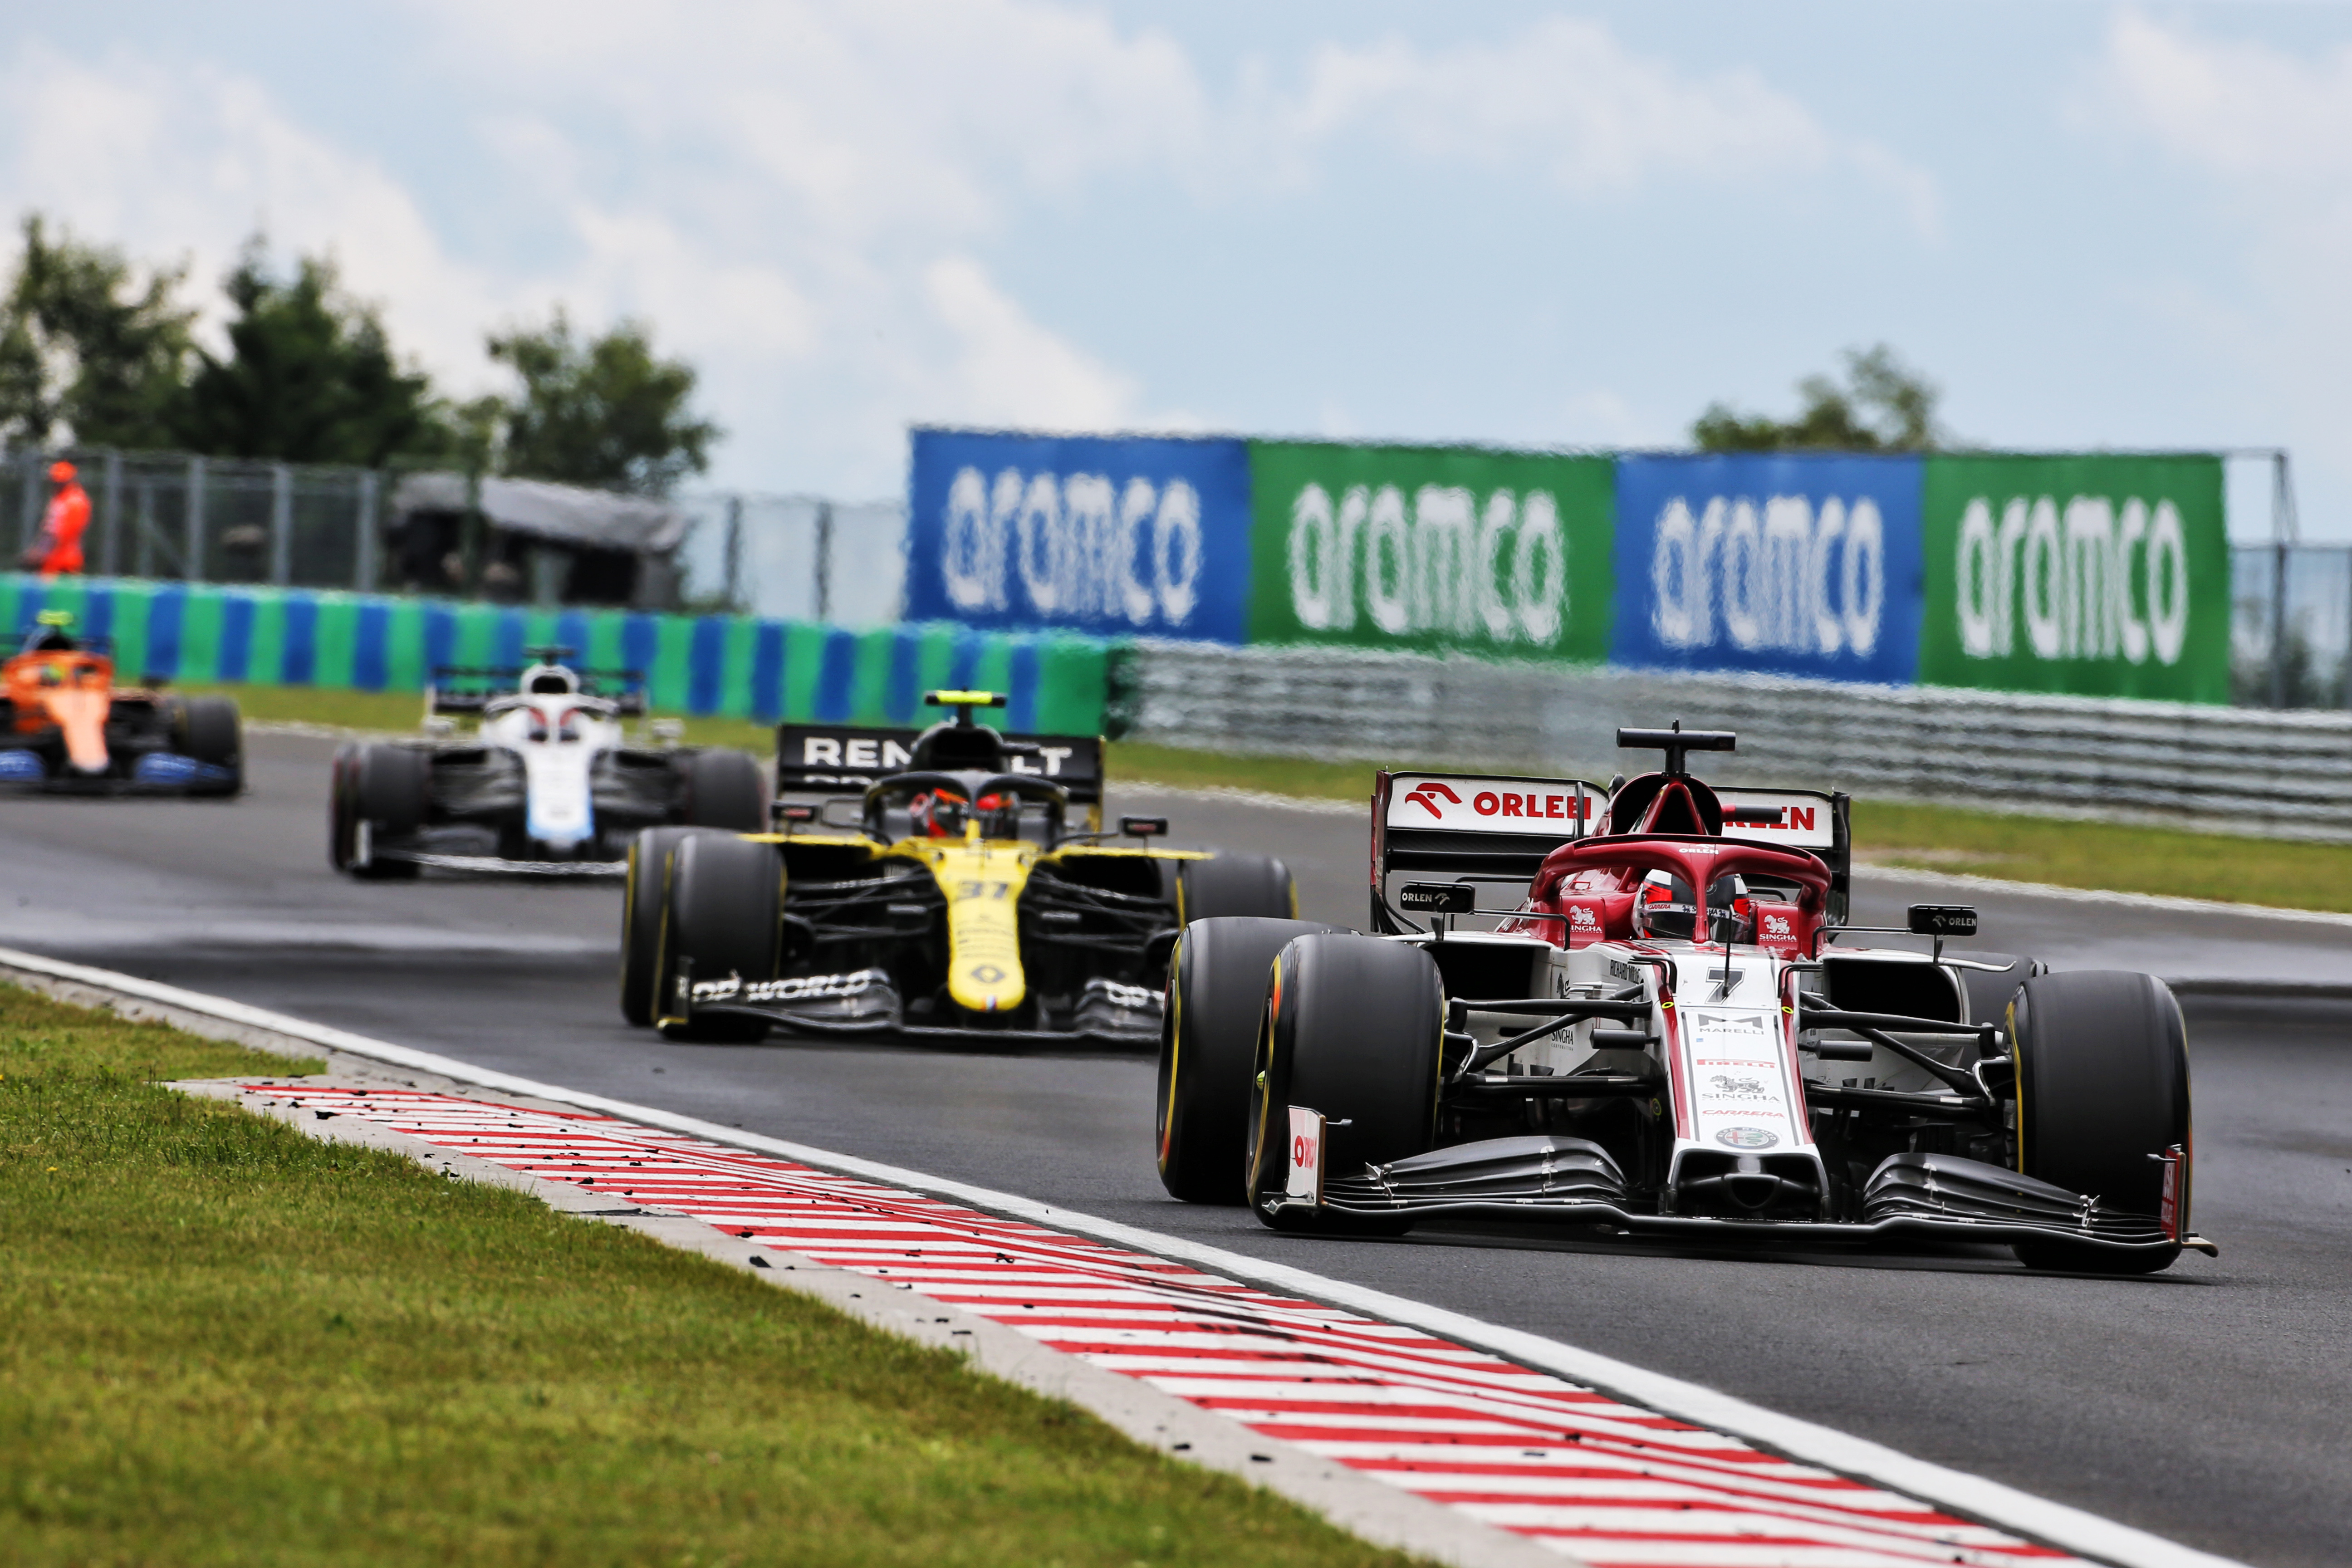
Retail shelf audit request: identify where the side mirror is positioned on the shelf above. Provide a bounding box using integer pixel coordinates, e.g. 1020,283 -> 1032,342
1397,882 -> 1476,915
774,801 -> 819,824
1120,815 -> 1169,839
650,718 -> 685,745
1907,904 -> 1977,937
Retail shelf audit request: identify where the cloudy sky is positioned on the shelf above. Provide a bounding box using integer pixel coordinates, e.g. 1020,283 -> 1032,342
5,1 -> 2348,533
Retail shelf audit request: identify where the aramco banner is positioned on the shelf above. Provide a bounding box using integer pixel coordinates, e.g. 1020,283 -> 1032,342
1245,441 -> 1614,662
1916,454 -> 2228,704
903,429 -> 2232,706
905,428 -> 1253,643
1610,454 -> 1926,686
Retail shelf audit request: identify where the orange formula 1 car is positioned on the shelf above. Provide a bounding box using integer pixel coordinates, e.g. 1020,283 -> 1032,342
0,612 -> 241,794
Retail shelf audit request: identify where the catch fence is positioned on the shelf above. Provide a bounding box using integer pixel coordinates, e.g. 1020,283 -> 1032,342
6,446 -> 907,626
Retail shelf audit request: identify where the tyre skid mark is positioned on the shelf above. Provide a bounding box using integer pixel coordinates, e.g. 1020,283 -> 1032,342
251,1083 -> 2086,1568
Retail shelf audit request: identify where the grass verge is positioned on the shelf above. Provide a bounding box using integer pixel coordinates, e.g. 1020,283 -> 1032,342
0,982 -> 1423,1568
189,681 -> 2352,914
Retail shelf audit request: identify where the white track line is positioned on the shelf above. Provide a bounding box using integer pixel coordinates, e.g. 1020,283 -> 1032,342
0,944 -> 2247,1568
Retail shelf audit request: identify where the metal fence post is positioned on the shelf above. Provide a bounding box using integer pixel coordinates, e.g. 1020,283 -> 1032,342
2270,541 -> 2289,708
355,470 -> 379,592
18,452 -> 40,553
135,480 -> 156,578
100,450 -> 123,576
724,493 -> 744,611
815,500 -> 833,623
269,461 -> 293,585
184,455 -> 206,583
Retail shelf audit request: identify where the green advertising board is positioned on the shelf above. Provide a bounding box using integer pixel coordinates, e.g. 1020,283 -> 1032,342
1917,454 -> 2229,703
1245,441 -> 1615,662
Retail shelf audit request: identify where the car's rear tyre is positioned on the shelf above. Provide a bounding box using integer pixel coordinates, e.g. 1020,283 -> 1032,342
656,833 -> 783,1043
1156,916 -> 1338,1204
334,742 -> 428,880
1247,933 -> 1443,1233
678,748 -> 769,831
619,826 -> 726,1025
1176,852 -> 1297,923
2008,970 -> 2190,1274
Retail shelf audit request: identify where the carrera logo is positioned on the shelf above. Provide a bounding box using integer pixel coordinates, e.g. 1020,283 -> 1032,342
1401,780 -> 1462,818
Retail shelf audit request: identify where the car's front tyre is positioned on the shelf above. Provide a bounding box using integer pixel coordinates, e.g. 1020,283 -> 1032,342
1246,932 -> 1443,1232
654,833 -> 783,1044
2007,969 -> 2190,1274
620,825 -> 729,1026
1156,916 -> 1336,1204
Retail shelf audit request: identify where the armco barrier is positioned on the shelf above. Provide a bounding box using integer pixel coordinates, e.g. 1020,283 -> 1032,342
0,574 -> 1110,735
1119,640 -> 2352,839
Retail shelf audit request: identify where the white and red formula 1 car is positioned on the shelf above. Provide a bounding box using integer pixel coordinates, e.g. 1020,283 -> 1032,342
1156,724 -> 2207,1274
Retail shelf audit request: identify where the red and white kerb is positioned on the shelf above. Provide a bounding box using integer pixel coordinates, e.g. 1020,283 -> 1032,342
253,1086 -> 2083,1568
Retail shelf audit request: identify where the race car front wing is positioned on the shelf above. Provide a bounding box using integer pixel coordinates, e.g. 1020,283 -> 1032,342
1283,1131 -> 2213,1259
672,958 -> 1164,1048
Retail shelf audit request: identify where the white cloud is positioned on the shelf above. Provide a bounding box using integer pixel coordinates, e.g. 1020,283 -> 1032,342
1275,19 -> 1831,193
917,255 -> 1137,430
2089,10 -> 2352,521
2093,10 -> 2352,180
0,5 -> 1941,492
0,45 -> 502,384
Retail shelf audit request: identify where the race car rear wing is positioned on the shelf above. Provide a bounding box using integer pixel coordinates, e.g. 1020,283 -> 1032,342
1368,772 -> 1853,932
773,723 -> 1104,808
1717,786 -> 1852,923
1371,770 -> 1609,934
427,666 -> 647,715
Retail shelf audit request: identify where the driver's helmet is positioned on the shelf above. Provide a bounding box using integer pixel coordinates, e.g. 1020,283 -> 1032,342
1707,873 -> 1757,945
910,787 -> 970,838
970,791 -> 1016,837
1632,870 -> 1697,941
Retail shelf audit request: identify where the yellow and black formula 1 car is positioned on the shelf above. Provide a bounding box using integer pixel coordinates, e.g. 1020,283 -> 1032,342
617,691 -> 1297,1046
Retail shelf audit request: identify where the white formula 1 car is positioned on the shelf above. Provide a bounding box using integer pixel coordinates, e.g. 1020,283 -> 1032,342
330,647 -> 766,877
1157,724 -> 2209,1274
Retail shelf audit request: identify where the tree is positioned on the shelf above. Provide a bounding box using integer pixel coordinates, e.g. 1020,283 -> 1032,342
484,310 -> 719,495
1692,344 -> 1944,453
170,239 -> 450,466
0,215 -> 196,449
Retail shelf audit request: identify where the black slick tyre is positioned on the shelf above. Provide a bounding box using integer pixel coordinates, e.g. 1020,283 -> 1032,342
656,833 -> 783,1043
678,748 -> 769,831
1176,853 -> 1297,923
1246,932 -> 1443,1232
175,695 -> 242,792
2008,970 -> 2190,1274
620,825 -> 727,1026
1156,916 -> 1337,1204
337,743 -> 429,880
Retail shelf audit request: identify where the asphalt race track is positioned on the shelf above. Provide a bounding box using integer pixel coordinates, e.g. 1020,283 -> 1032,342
8,730 -> 2352,1567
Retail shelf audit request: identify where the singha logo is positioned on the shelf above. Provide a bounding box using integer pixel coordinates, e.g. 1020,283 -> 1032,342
1709,1073 -> 1767,1098
1568,904 -> 1600,930
1762,912 -> 1792,939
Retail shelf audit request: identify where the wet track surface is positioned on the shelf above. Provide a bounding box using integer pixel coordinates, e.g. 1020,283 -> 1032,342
7,731 -> 2352,1566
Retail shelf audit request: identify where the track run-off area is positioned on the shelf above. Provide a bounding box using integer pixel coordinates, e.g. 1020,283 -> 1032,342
7,730 -> 2352,1567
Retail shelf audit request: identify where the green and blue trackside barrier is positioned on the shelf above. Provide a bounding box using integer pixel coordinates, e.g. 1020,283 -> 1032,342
0,574 -> 1112,735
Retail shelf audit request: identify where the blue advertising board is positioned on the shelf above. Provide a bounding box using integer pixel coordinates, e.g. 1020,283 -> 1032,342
906,428 -> 1254,643
1610,454 -> 1926,686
